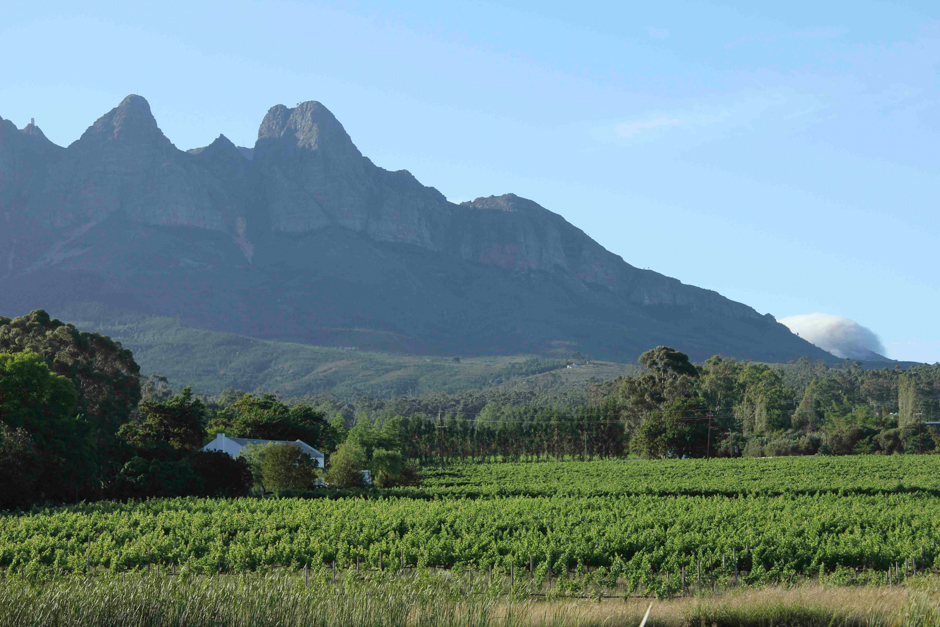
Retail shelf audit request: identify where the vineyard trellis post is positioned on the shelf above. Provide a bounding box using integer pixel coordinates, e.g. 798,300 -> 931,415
733,549 -> 738,584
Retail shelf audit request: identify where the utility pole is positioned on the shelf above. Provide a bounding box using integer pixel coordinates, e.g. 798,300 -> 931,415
583,410 -> 589,461
437,408 -> 444,466
706,414 -> 712,460
916,413 -> 924,454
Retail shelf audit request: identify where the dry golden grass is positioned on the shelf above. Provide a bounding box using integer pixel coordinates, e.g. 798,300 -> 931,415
492,582 -> 940,626
4,571 -> 940,626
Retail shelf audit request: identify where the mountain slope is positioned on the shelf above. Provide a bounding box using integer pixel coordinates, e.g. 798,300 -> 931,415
0,96 -> 835,366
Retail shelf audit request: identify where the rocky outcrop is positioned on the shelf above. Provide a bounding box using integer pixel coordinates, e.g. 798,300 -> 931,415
0,117 -> 64,207
0,95 -> 830,362
254,102 -> 453,247
26,96 -> 246,237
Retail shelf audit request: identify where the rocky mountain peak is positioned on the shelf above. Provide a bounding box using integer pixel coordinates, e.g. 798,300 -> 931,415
188,134 -> 244,160
208,133 -> 236,148
77,94 -> 170,147
21,121 -> 46,139
462,194 -> 529,213
255,101 -> 360,160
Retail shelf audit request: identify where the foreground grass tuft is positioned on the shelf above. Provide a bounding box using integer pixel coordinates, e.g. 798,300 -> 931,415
3,574 -> 940,626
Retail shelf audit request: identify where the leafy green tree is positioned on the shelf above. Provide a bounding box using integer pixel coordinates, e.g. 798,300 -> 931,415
614,347 -> 700,446
0,351 -> 95,502
324,442 -> 366,488
640,346 -> 698,390
346,419 -> 378,460
0,310 -> 141,447
377,415 -> 405,451
372,448 -> 405,487
329,413 -> 348,448
118,387 -> 206,456
140,375 -> 173,403
238,442 -> 272,490
734,364 -> 794,435
0,424 -> 42,509
631,398 -> 710,459
190,451 -> 254,497
208,393 -> 329,448
899,377 -> 922,428
261,443 -> 317,492
697,356 -> 742,431
113,457 -> 202,498
793,378 -> 854,432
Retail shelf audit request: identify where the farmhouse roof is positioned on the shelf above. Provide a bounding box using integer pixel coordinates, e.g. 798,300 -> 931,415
219,434 -> 324,457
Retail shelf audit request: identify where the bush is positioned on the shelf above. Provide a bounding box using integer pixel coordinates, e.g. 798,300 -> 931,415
716,432 -> 746,458
260,444 -> 317,492
191,451 -> 253,497
113,457 -> 202,499
876,428 -> 903,454
743,439 -> 764,458
762,431 -> 821,457
372,448 -> 405,487
397,461 -> 423,487
324,442 -> 365,488
829,426 -> 876,456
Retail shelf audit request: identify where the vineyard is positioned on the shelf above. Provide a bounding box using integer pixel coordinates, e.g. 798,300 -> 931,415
415,455 -> 940,498
2,456 -> 940,593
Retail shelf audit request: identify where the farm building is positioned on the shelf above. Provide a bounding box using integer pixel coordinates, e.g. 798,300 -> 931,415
201,433 -> 325,468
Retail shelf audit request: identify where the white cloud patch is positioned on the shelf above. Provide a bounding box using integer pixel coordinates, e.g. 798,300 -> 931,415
647,26 -> 669,40
780,313 -> 887,360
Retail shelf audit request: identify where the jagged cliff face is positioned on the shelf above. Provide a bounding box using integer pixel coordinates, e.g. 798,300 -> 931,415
0,95 -> 831,363
34,96 -> 245,232
253,101 -> 455,249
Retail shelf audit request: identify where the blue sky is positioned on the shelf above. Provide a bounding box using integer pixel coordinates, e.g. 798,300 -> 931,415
2,0 -> 938,362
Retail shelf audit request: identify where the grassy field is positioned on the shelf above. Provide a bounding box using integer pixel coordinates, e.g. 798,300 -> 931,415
59,305 -> 639,398
2,571 -> 940,626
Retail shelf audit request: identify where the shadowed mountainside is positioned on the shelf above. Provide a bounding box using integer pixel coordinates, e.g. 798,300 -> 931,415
0,95 -> 836,369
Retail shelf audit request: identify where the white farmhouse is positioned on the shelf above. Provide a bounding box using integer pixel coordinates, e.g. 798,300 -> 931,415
201,433 -> 325,468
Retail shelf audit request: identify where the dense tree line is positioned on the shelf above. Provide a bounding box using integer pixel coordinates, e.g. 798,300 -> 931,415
0,311 -> 341,509
299,347 -> 940,463
4,310 -> 940,509
602,347 -> 940,458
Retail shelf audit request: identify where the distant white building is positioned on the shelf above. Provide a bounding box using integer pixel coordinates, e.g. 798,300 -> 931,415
201,433 -> 325,468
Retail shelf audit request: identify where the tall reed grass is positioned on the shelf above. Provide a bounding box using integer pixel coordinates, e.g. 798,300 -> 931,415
0,571 -> 499,627
1,572 -> 940,626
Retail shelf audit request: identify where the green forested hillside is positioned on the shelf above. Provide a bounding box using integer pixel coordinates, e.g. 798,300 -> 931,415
59,306 -> 640,399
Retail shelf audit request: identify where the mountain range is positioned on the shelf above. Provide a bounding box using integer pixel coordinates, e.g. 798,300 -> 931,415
0,94 -> 836,376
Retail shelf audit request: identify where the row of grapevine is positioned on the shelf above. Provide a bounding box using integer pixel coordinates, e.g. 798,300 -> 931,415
3,492 -> 938,581
416,455 -> 940,498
